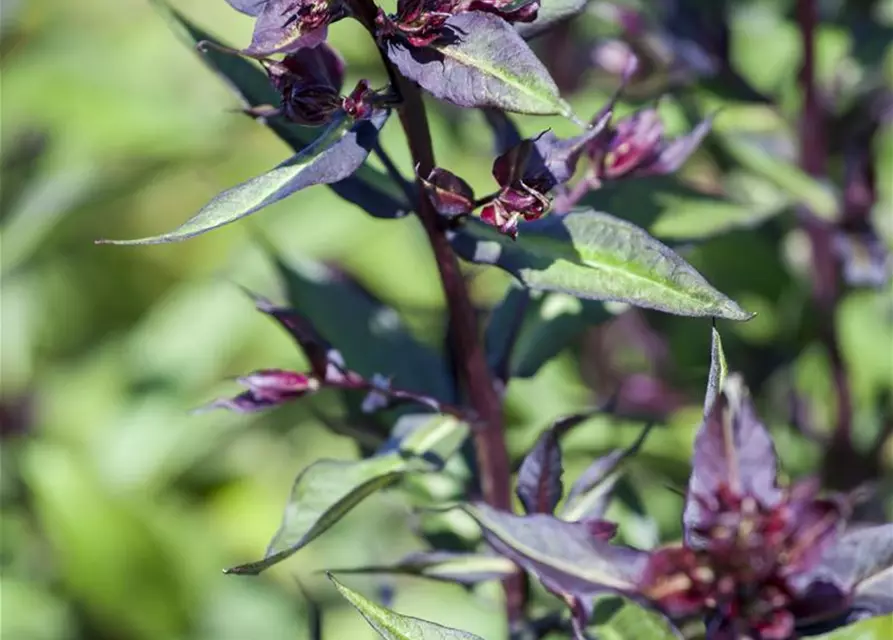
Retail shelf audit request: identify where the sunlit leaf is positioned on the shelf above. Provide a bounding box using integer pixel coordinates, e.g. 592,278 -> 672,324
225,454 -> 411,575
449,209 -> 754,320
386,12 -> 574,117
151,0 -> 409,219
703,326 -> 727,417
384,414 -> 471,465
812,615 -> 893,639
461,503 -> 646,595
99,111 -> 388,244
327,551 -> 517,585
329,574 -> 486,639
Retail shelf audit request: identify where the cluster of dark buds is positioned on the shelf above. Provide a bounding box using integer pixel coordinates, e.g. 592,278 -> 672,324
375,0 -> 539,47
242,43 -> 380,126
421,126 -> 600,239
201,293 -> 449,417
474,373 -> 892,639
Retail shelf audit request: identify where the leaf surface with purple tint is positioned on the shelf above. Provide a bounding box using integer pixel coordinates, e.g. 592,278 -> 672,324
449,209 -> 753,320
462,503 -> 647,595
385,12 -> 573,117
817,524 -> 893,616
516,426 -> 564,514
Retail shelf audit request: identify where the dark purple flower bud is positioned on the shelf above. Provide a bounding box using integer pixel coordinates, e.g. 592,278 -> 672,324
340,80 -> 375,121
420,167 -> 475,217
479,127 -> 601,237
208,369 -> 320,413
260,44 -> 345,126
587,107 -> 713,181
376,0 -> 456,48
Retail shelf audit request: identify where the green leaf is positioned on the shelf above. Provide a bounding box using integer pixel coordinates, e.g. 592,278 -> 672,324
704,326 -> 728,416
460,503 -> 647,594
450,209 -> 754,320
813,616 -> 893,640
328,574 -> 486,639
275,255 -> 456,402
592,598 -> 683,640
393,414 -> 470,464
99,111 -> 389,245
386,13 -> 575,118
718,133 -> 838,220
225,454 -> 410,575
327,550 -> 517,585
150,0 -> 409,219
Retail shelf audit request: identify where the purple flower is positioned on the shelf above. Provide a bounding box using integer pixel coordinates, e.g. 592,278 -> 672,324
420,167 -> 475,217
586,107 -> 713,181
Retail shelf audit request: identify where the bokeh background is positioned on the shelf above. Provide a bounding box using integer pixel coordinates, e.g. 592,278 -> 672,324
2,1 -> 892,639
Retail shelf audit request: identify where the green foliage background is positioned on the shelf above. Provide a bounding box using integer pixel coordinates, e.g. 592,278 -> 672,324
1,1 -> 891,639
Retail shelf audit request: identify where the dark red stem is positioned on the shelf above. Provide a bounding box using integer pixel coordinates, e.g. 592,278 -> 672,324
796,0 -> 855,484
350,2 -> 525,629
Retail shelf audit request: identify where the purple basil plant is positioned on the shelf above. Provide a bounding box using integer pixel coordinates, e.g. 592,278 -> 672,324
101,0 -> 891,638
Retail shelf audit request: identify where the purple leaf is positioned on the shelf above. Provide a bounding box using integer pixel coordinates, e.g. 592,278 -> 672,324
647,113 -> 715,176
385,12 -> 574,117
462,503 -> 647,595
683,374 -> 781,547
226,0 -> 268,16
98,110 -> 389,245
516,426 -> 564,514
242,0 -> 341,56
561,423 -> 654,522
325,550 -> 518,585
815,524 -> 893,616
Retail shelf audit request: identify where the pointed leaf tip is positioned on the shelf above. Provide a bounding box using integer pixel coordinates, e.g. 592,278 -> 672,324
329,574 -> 486,639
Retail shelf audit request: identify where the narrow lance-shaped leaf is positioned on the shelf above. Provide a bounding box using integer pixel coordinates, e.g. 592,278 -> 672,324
385,12 -> 575,118
461,503 -> 647,595
225,454 -> 411,575
150,1 -> 409,219
816,524 -> 893,616
99,111 -> 389,245
329,574 -> 486,640
449,209 -> 754,320
703,325 -> 727,417
683,374 -> 781,547
326,550 -> 518,585
561,423 -> 654,522
516,426 -> 564,514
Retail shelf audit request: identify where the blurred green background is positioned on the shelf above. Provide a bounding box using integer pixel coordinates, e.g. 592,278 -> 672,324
1,1 -> 891,639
